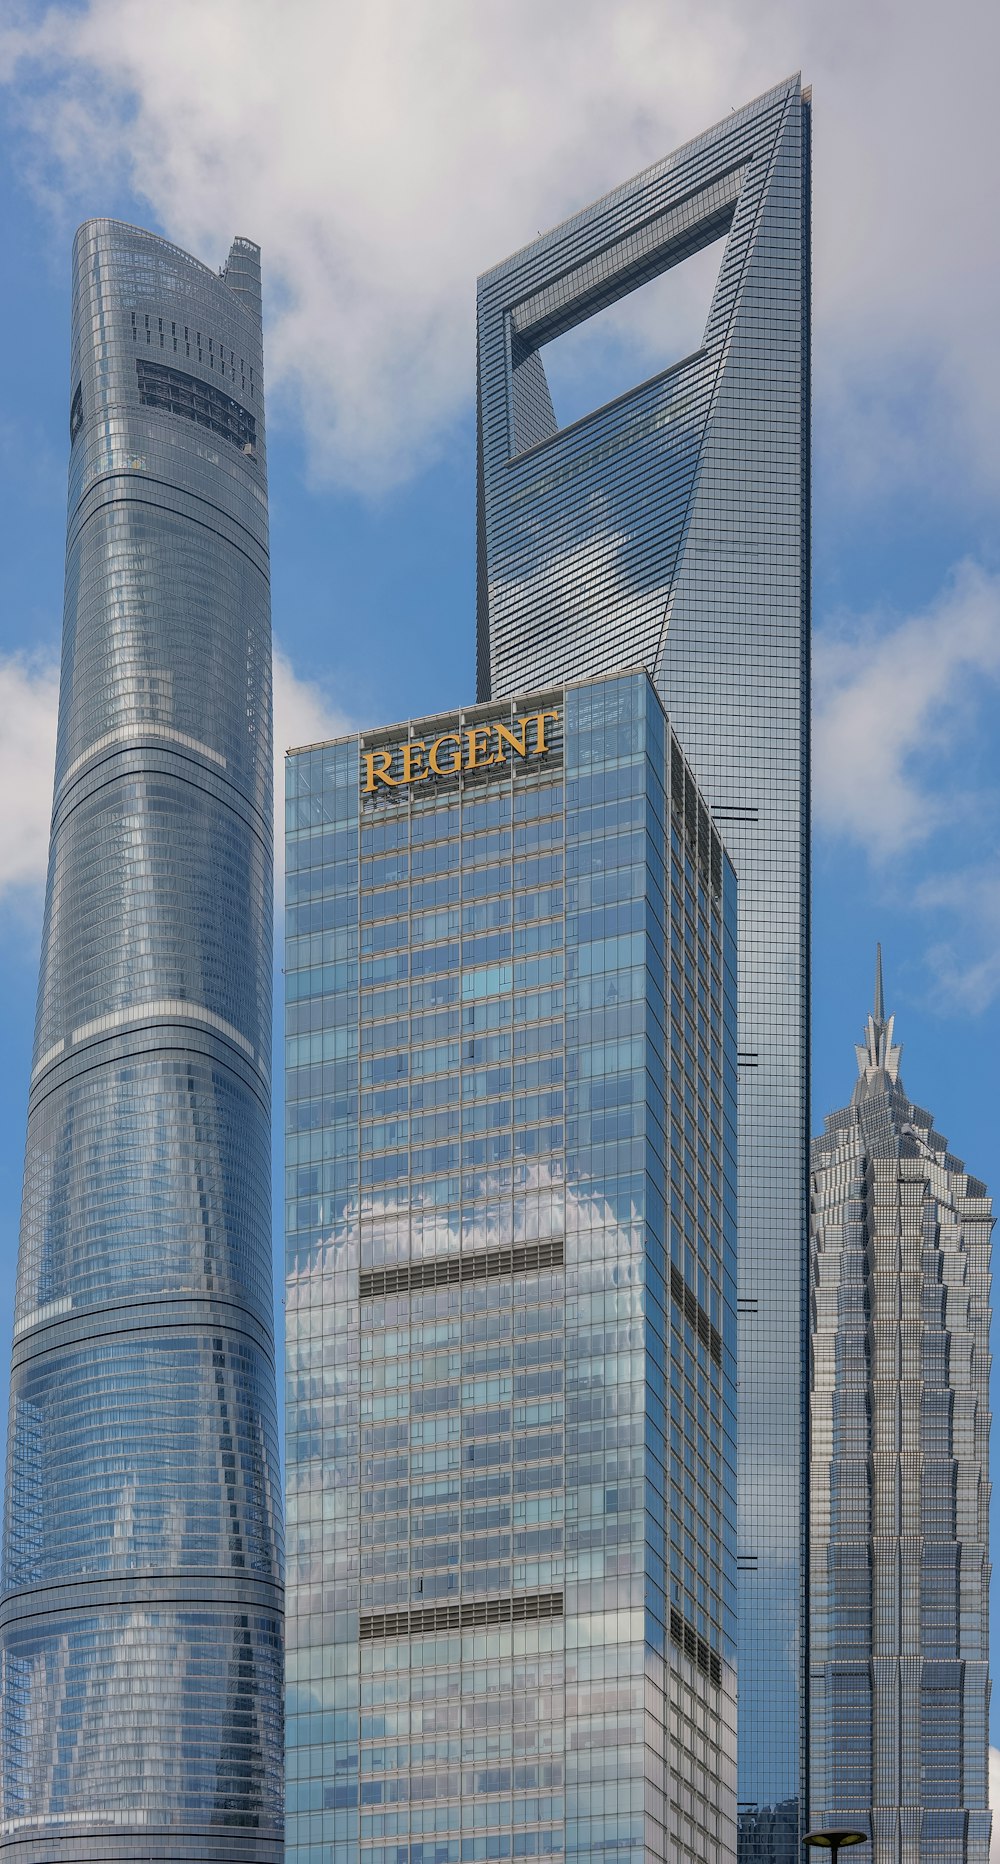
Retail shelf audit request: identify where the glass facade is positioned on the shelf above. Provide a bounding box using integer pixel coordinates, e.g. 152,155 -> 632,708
285,670 -> 738,1864
809,963 -> 992,1861
0,221 -> 284,1862
474,81 -> 810,1860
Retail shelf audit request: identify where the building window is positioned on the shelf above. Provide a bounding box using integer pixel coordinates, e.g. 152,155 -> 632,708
136,359 -> 257,456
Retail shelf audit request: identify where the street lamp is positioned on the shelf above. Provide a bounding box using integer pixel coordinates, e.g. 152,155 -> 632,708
804,1832 -> 868,1864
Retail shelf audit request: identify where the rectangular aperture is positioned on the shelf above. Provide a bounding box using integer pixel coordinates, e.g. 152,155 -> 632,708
511,166 -> 744,352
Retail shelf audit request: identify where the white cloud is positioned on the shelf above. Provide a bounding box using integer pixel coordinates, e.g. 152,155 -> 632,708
3,0 -> 1000,497
918,870 -> 1000,1018
0,654 -> 59,898
813,561 -> 1000,855
272,645 -> 353,769
814,556 -> 1000,1012
3,0 -> 758,490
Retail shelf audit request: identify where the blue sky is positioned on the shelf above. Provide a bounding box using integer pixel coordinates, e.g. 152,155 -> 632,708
1,0 -> 999,1761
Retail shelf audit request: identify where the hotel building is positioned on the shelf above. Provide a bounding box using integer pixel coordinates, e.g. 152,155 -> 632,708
284,669 -> 738,1864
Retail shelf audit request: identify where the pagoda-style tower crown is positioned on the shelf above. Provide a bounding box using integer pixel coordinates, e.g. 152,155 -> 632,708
853,943 -> 902,1097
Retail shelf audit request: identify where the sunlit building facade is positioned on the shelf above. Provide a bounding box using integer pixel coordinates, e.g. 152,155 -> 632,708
809,958 -> 992,1861
0,220 -> 284,1862
475,77 -> 811,1859
285,669 -> 738,1864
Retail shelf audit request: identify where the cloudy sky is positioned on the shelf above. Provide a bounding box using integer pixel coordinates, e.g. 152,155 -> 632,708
1,0 -> 999,1779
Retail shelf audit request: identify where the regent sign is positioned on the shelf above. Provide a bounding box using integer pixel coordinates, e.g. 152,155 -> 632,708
362,708 -> 559,793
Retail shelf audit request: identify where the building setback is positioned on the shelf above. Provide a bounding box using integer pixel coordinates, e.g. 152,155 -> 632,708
284,670 -> 738,1864
0,222 -> 284,1862
475,78 -> 811,1860
809,956 -> 992,1861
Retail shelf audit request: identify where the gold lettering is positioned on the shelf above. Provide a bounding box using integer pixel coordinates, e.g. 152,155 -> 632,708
492,718 -> 529,762
401,740 -> 430,783
363,748 -> 402,791
428,732 -> 463,775
465,724 -> 501,769
364,708 -> 561,792
531,709 -> 559,754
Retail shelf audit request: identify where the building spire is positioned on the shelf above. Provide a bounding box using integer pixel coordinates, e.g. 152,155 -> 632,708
854,943 -> 902,1091
874,941 -> 884,1024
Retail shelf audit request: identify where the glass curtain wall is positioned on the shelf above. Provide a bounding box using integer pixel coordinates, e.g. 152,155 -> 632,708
475,80 -> 810,1860
809,978 -> 992,1861
285,670 -> 738,1864
0,221 -> 284,1864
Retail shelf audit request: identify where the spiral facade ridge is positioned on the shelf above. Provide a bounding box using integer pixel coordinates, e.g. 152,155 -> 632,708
0,220 -> 284,1862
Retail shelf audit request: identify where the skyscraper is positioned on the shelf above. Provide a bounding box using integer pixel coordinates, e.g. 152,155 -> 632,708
284,669 -> 739,1864
476,79 -> 811,1856
809,957 -> 992,1862
0,221 -> 284,1862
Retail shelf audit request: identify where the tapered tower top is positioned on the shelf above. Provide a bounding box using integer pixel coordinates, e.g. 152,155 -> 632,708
853,943 -> 903,1095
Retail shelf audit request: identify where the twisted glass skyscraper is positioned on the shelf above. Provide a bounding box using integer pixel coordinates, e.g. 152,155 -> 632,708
810,959 -> 992,1861
0,221 -> 283,1862
476,79 -> 810,1860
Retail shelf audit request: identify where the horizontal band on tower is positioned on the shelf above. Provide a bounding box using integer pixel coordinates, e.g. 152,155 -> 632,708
359,1237 -> 564,1299
361,1591 -> 564,1640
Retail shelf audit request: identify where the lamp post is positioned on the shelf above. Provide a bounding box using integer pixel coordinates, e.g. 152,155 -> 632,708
804,1832 -> 868,1864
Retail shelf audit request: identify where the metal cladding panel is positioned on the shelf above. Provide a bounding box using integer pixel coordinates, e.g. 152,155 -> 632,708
477,80 -> 810,1862
0,221 -> 283,1861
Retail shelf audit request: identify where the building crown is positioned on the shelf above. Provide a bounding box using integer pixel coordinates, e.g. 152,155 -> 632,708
853,943 -> 903,1096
